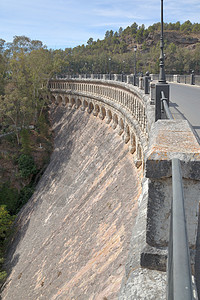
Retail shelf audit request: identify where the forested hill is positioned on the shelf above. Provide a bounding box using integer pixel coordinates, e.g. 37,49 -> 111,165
64,20 -> 200,75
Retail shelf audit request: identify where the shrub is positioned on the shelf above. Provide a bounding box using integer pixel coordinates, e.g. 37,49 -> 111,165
0,183 -> 19,215
17,185 -> 34,211
18,154 -> 37,178
20,129 -> 31,154
0,205 -> 15,285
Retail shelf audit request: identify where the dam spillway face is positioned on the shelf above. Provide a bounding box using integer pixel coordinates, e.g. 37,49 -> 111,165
1,105 -> 141,299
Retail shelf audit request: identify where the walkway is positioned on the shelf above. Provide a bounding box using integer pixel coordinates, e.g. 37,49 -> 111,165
170,82 -> 200,298
169,83 -> 200,141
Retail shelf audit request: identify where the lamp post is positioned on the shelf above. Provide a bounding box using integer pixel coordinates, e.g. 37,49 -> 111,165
159,0 -> 166,83
134,45 -> 137,85
122,60 -> 125,82
155,0 -> 169,121
108,57 -> 111,80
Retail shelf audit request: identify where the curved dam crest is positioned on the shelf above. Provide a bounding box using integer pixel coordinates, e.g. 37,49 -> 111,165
1,105 -> 142,299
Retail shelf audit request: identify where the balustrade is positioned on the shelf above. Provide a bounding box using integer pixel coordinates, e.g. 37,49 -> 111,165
49,78 -> 147,136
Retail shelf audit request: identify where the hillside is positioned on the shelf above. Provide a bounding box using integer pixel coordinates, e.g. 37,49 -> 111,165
60,21 -> 200,75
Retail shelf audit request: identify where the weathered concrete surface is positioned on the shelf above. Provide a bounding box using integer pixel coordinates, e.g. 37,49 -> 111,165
145,119 -> 200,248
1,106 -> 142,300
119,178 -> 167,300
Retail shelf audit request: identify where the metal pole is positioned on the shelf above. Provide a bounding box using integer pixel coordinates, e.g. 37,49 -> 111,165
109,58 -> 111,80
134,46 -> 137,85
159,0 -> 166,83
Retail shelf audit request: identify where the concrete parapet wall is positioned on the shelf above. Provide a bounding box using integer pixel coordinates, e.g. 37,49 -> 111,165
119,119 -> 200,299
146,119 -> 200,248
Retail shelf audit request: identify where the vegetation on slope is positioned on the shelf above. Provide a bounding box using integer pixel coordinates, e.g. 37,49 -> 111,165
57,20 -> 200,75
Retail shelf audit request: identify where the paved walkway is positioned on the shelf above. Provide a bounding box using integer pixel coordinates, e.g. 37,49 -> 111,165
169,83 -> 200,141
169,82 -> 200,299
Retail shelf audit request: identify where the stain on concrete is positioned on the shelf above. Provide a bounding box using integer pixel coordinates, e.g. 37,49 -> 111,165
1,105 -> 141,300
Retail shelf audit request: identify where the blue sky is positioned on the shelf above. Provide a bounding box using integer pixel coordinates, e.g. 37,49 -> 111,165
1,0 -> 200,49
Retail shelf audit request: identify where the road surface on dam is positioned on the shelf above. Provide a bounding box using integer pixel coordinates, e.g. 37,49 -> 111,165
169,83 -> 200,140
1,105 -> 142,300
170,82 -> 200,298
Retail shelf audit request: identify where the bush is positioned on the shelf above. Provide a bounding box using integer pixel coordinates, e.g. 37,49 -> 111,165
18,154 -> 37,179
0,205 -> 15,285
0,183 -> 19,215
0,206 -> 14,241
20,129 -> 31,154
17,185 -> 34,211
37,114 -> 49,137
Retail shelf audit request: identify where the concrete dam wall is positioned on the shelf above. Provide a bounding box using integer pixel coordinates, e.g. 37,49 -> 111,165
2,77 -> 200,299
1,105 -> 142,299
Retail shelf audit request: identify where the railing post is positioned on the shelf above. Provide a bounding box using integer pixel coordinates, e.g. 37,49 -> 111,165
155,83 -> 170,121
191,71 -> 195,85
144,72 -> 151,94
114,74 -> 118,81
133,75 -> 137,86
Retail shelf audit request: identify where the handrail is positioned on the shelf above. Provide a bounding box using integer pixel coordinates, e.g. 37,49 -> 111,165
161,91 -> 173,120
158,90 -> 194,298
167,158 -> 193,300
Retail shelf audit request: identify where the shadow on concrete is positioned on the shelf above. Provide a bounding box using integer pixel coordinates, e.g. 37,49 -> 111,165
169,101 -> 200,143
169,101 -> 187,120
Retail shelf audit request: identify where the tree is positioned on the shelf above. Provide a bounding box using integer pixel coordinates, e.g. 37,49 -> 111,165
131,22 -> 138,35
0,39 -> 7,95
180,20 -> 193,33
118,27 -> 123,36
87,38 -> 94,45
18,154 -> 37,179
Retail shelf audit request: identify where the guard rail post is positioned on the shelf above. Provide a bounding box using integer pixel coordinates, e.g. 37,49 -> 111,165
155,82 -> 170,121
144,72 -> 151,94
191,71 -> 195,85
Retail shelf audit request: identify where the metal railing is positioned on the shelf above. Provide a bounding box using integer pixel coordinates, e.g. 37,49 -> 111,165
159,90 -> 194,299
161,91 -> 173,120
167,158 -> 193,300
153,73 -> 200,86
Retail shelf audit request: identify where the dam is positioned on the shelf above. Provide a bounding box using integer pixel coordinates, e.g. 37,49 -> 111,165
1,76 -> 200,299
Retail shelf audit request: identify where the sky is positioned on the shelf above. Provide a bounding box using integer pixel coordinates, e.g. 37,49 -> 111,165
1,0 -> 200,50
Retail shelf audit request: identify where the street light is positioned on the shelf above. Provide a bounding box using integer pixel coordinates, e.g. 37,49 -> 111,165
159,0 -> 166,83
134,45 -> 137,85
155,0 -> 169,121
108,57 -> 111,80
122,60 -> 125,82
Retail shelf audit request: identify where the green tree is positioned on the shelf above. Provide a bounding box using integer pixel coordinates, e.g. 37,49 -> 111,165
180,20 -> 193,33
20,129 -> 32,154
18,154 -> 37,179
0,205 -> 15,284
0,183 -> 19,214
